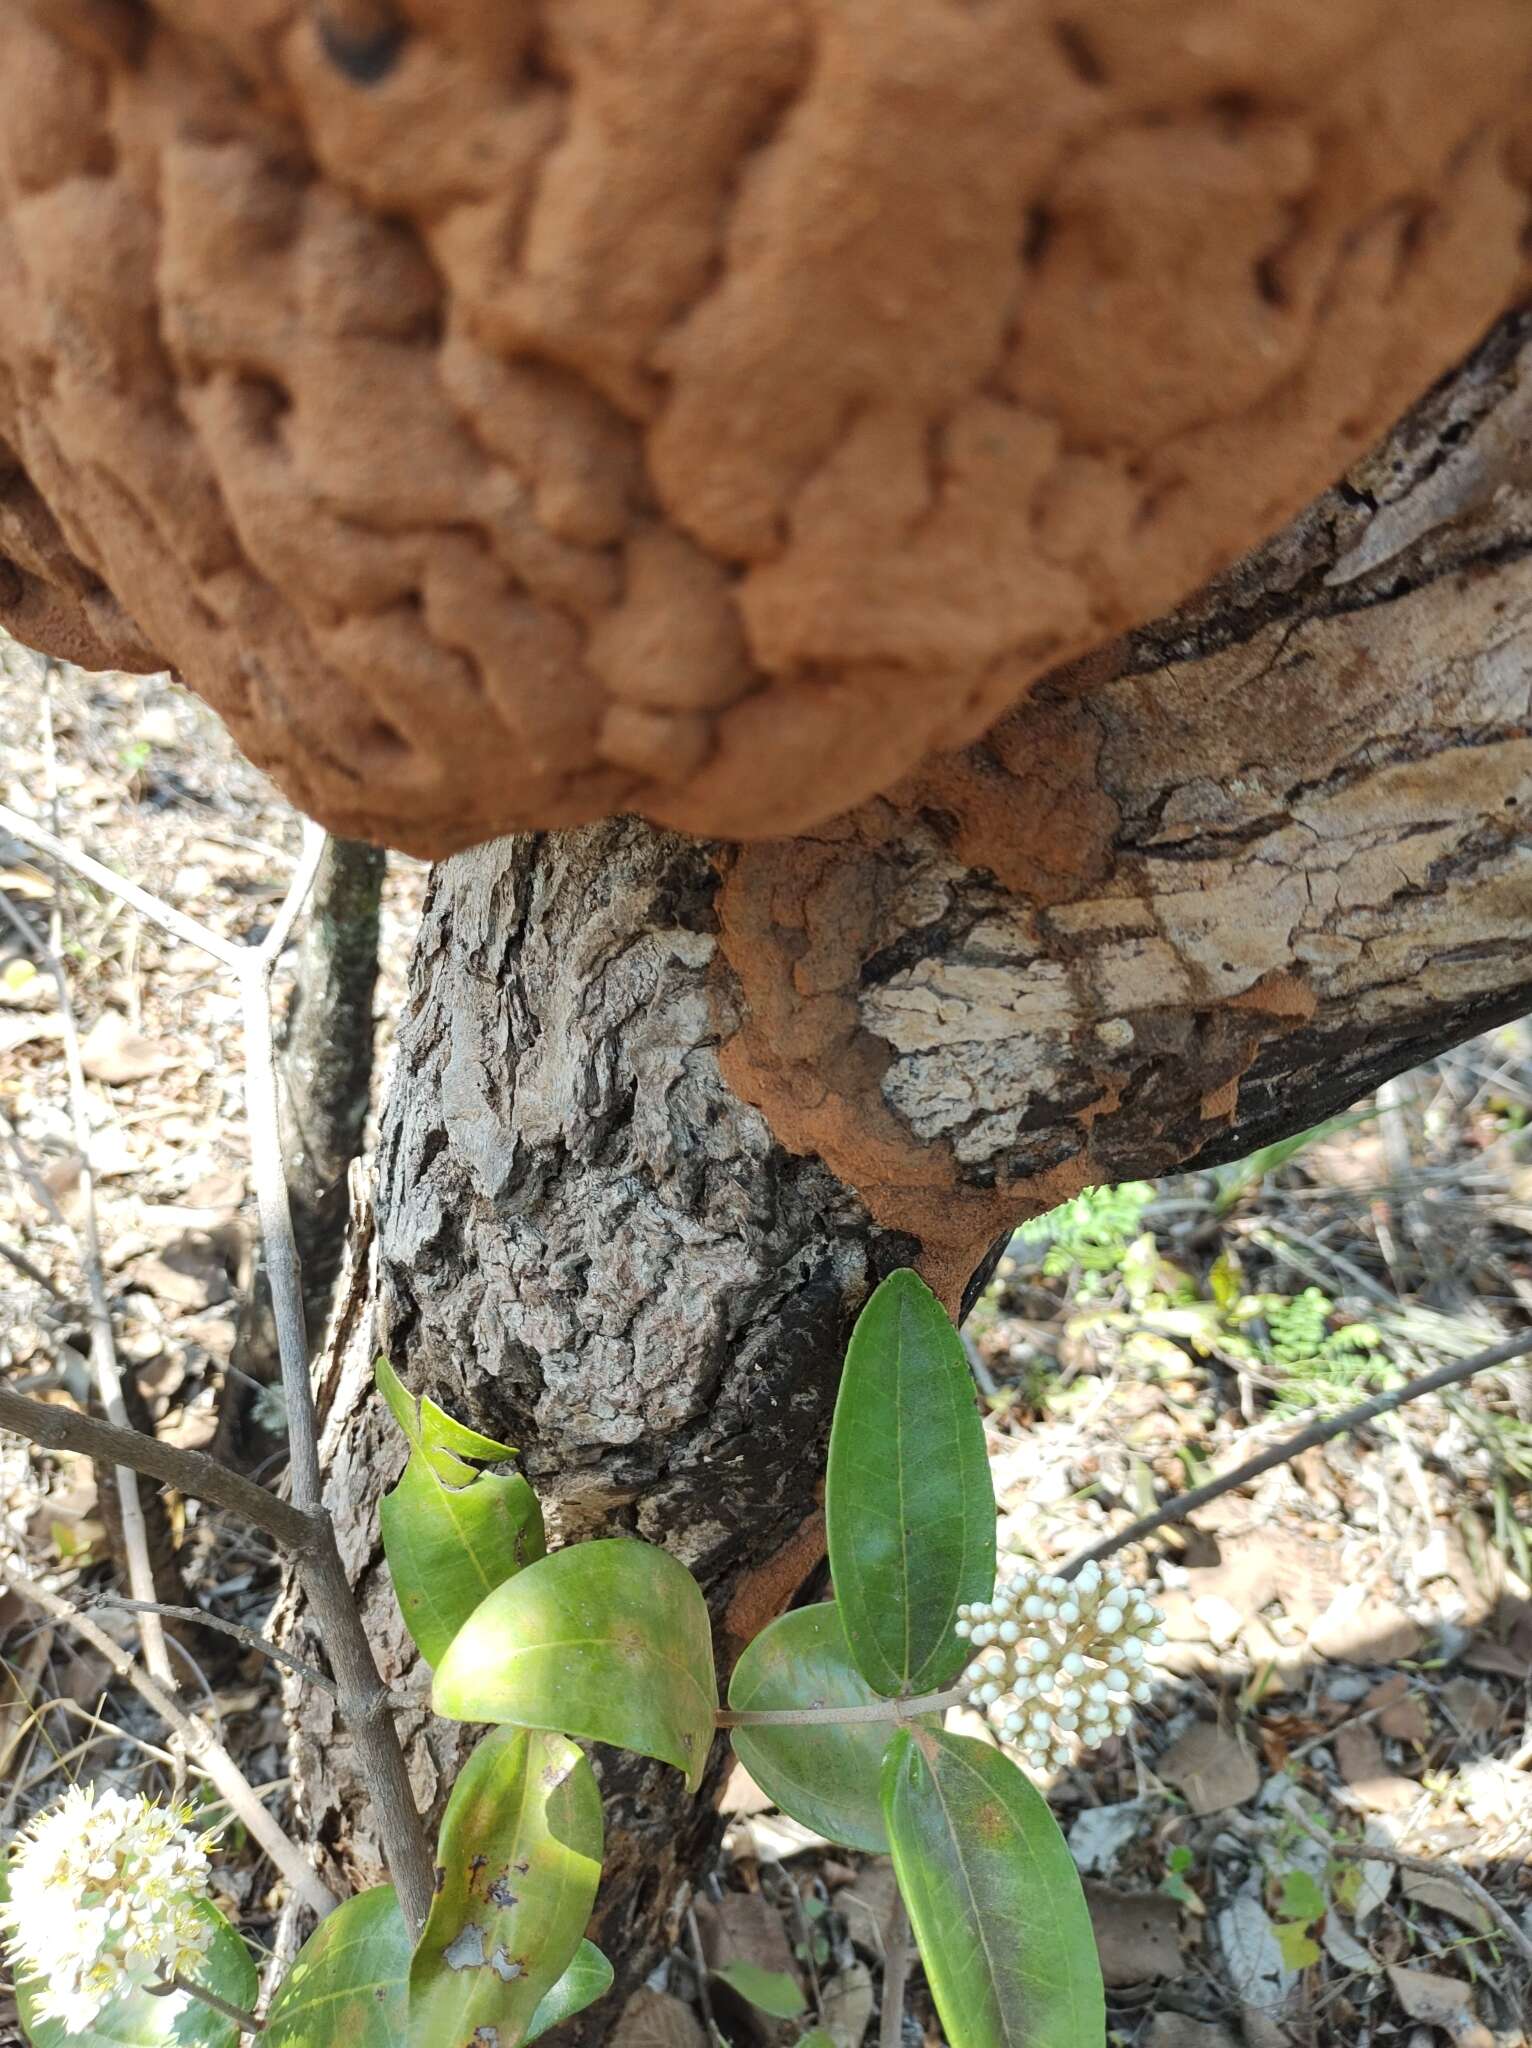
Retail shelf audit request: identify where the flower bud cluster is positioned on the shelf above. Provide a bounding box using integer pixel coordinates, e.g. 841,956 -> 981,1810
956,1558 -> 1163,1771
0,1784 -> 216,2032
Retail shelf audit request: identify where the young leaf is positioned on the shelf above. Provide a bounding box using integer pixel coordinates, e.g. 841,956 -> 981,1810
881,1728 -> 1105,2048
433,1538 -> 718,1791
711,1964 -> 807,2020
524,1942 -> 614,2044
728,1603 -> 895,1852
11,1902 -> 256,2048
409,1728 -> 603,2048
826,1270 -> 995,1697
264,1887 -> 408,2048
374,1356 -> 516,1486
380,1453 -> 546,1668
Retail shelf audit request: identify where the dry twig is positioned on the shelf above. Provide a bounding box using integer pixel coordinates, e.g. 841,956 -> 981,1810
0,1554 -> 334,1916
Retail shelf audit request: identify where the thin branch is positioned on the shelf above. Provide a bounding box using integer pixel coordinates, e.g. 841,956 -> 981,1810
0,808 -> 171,1690
150,1975 -> 264,2034
878,1889 -> 911,2048
0,800 -> 437,1935
0,1554 -> 335,1917
0,1235 -> 65,1296
0,1383 -> 317,1551
254,820 -> 327,969
1064,1328 -> 1532,1574
715,1685 -> 964,1730
0,802 -> 246,969
1288,1811 -> 1532,1972
93,1597 -> 336,1695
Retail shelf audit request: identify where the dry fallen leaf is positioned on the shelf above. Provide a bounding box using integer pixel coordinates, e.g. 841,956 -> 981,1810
1084,1885 -> 1184,1986
1439,1677 -> 1500,1735
1333,1724 -> 1421,1816
1308,1583 -> 1423,1664
610,1991 -> 708,2048
1144,2018 -> 1238,2048
1157,1722 -> 1261,1813
1400,1868 -> 1493,1935
79,1009 -> 179,1086
1386,1965 -> 1492,2047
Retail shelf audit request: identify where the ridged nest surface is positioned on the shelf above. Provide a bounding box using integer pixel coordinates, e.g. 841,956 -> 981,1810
2,0 -> 1531,854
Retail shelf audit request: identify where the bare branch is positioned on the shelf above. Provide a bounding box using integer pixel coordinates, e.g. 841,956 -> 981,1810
1066,1329 -> 1532,1574
0,1383 -> 317,1551
0,798 -> 435,1933
93,1597 -> 336,1695
878,1889 -> 911,2048
0,802 -> 246,969
0,1554 -> 335,1918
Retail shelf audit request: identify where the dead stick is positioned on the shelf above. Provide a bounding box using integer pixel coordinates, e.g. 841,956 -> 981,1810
0,1383 -> 316,1550
0,1555 -> 334,1916
1066,1329 -> 1532,1573
0,804 -> 435,1934
879,1888 -> 911,2048
94,1597 -> 336,1695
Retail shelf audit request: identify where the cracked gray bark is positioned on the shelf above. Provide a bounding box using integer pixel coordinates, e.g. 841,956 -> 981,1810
289,311 -> 1532,2035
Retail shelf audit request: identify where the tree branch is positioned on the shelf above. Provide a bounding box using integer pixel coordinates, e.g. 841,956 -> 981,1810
0,1554 -> 335,1917
0,1383 -> 317,1551
1065,1329 -> 1532,1574
0,801 -> 436,1936
93,1597 -> 336,1695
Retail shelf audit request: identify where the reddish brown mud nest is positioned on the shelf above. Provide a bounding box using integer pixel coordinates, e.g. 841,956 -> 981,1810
2,0 -> 1531,856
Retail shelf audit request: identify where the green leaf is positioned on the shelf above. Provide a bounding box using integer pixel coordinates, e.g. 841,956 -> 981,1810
375,1355 -> 516,1486
711,1965 -> 806,2020
433,1538 -> 718,1792
881,1728 -> 1104,2048
826,1270 -> 995,1697
524,1942 -> 614,2044
1276,1870 -> 1327,1925
410,1727 -> 603,2048
380,1452 -> 546,1668
265,1888 -> 408,2048
728,1604 -> 895,1852
11,1901 -> 255,2048
1273,1923 -> 1322,1971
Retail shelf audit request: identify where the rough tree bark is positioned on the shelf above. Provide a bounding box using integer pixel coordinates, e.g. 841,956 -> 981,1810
289,315 -> 1532,2029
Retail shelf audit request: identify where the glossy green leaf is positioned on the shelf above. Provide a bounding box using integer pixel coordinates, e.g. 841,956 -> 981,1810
882,1729 -> 1104,2048
433,1539 -> 718,1792
375,1355 -> 516,1486
524,1942 -> 614,2043
727,1603 -> 894,1852
11,1900 -> 257,2048
826,1270 -> 995,1697
712,1965 -> 806,2020
410,1727 -> 603,2048
380,1452 -> 546,1668
264,1887 -> 408,2048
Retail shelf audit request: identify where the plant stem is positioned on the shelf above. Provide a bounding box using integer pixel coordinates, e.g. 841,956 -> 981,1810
1065,1326 -> 1532,1575
715,1685 -> 965,1730
151,1975 -> 265,2033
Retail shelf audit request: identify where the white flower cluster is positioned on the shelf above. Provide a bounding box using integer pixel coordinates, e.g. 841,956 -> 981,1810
1,1784 -> 216,2032
956,1558 -> 1164,1770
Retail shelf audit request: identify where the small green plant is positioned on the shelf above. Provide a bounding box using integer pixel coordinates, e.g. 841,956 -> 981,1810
2,1274 -> 1147,2047
1016,1182 -> 1156,1295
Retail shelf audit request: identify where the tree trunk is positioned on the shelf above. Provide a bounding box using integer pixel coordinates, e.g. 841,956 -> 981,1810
290,314 -> 1532,2028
